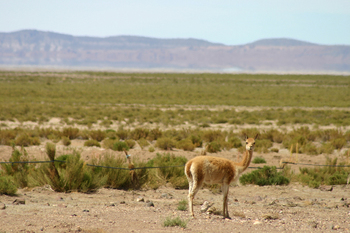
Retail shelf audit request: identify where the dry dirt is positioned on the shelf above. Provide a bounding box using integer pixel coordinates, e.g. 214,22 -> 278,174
1,119 -> 350,232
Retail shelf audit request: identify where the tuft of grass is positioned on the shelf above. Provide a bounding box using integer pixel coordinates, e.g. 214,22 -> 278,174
0,175 -> 18,195
125,139 -> 136,149
252,157 -> 267,164
147,128 -> 163,141
112,141 -> 129,151
177,199 -> 188,211
270,148 -> 279,153
84,140 -> 101,147
61,136 -> 71,146
176,139 -> 195,151
155,137 -> 176,150
102,138 -> 117,149
255,139 -> 273,153
89,130 -> 107,142
163,216 -> 187,228
137,138 -> 150,149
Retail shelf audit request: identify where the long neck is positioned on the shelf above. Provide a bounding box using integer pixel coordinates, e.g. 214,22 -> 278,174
237,149 -> 253,172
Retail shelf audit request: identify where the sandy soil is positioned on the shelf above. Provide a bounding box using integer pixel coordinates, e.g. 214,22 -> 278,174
1,183 -> 349,232
1,119 -> 350,232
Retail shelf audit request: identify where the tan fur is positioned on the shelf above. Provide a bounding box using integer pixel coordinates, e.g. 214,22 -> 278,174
185,134 -> 258,219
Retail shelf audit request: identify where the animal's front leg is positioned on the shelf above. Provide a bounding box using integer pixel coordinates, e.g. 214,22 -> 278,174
222,184 -> 231,219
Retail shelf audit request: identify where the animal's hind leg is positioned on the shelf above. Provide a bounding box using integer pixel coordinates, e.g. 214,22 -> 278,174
187,179 -> 194,217
188,177 -> 203,218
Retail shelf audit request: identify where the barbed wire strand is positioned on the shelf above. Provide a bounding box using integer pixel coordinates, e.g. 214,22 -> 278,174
1,160 -> 349,170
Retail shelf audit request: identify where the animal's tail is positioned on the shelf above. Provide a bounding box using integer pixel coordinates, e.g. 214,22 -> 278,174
185,161 -> 193,179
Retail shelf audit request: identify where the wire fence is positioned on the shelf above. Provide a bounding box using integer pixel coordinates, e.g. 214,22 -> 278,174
1,160 -> 350,170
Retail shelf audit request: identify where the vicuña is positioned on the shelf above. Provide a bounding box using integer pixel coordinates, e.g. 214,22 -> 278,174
185,134 -> 258,219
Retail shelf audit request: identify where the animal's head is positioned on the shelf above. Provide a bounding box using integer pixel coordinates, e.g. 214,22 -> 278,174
245,134 -> 258,151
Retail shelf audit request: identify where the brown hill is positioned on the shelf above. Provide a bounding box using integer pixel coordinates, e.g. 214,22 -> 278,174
0,30 -> 349,72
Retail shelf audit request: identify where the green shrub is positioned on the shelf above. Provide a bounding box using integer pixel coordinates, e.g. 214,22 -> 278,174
0,175 -> 17,195
228,136 -> 242,148
176,139 -> 195,151
0,129 -> 16,145
163,216 -> 187,228
190,134 -> 202,147
62,127 -> 79,140
331,138 -> 346,150
102,138 -> 117,149
270,148 -> 279,153
106,129 -> 118,140
78,130 -> 90,140
252,157 -> 266,164
263,129 -> 284,143
239,128 -> 260,139
202,130 -> 224,142
130,128 -> 149,140
61,136 -> 71,146
155,137 -> 176,150
239,166 -> 290,186
199,123 -> 210,128
146,153 -> 188,189
319,142 -> 335,154
298,158 -> 350,188
206,141 -> 221,153
89,130 -> 106,142
14,133 -> 40,147
301,142 -> 318,155
91,153 -> 147,190
1,148 -> 32,188
112,141 -> 129,151
125,139 -> 136,149
53,153 -> 103,192
148,146 -> 155,152
137,138 -> 150,149
90,153 -> 128,189
255,139 -> 273,153
84,140 -> 101,147
147,128 -> 163,141
100,119 -> 112,127
116,128 -> 129,140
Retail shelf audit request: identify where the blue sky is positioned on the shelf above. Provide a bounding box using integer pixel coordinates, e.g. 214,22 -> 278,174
1,0 -> 349,45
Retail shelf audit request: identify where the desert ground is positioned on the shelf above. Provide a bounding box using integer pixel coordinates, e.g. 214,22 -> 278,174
1,118 -> 350,232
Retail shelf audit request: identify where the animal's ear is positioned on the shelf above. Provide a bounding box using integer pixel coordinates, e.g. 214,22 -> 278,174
254,134 -> 259,140
244,134 -> 248,140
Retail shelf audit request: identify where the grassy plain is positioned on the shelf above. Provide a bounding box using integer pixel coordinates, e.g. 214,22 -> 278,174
1,71 -> 350,193
0,71 -> 349,126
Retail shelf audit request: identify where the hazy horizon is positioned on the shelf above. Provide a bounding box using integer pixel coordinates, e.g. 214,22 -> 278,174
1,1 -> 349,46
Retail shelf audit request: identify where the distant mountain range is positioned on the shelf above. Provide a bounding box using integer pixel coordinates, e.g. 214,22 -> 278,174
0,30 -> 349,72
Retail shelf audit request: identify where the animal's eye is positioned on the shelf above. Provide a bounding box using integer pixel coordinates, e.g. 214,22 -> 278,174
246,142 -> 248,144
